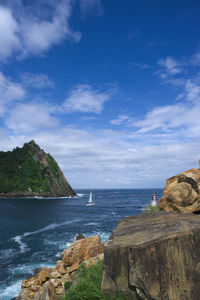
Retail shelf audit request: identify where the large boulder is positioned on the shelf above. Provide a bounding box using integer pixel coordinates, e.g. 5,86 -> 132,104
101,212 -> 200,300
61,235 -> 104,272
16,236 -> 104,300
158,168 -> 200,213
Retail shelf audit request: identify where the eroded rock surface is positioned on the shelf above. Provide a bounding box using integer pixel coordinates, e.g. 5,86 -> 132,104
101,212 -> 200,300
158,168 -> 200,213
16,236 -> 104,300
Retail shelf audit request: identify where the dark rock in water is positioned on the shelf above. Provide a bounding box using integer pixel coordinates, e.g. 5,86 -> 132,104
158,168 -> 200,213
101,212 -> 200,300
0,140 -> 76,197
76,233 -> 85,240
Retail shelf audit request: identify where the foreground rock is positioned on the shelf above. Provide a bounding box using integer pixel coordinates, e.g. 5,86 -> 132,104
16,236 -> 104,300
158,168 -> 200,213
102,212 -> 200,300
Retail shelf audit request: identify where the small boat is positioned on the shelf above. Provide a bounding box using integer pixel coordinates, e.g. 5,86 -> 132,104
86,192 -> 95,206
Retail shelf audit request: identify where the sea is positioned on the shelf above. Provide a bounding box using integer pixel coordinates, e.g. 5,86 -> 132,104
0,188 -> 163,300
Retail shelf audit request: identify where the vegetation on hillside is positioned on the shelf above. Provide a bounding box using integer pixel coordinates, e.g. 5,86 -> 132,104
0,143 -> 49,193
62,260 -> 131,300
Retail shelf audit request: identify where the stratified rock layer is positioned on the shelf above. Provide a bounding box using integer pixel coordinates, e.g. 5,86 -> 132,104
16,236 -> 104,300
158,168 -> 200,213
101,212 -> 200,300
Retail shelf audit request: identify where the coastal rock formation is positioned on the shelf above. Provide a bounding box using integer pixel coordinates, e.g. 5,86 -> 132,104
0,140 -> 76,197
16,236 -> 104,300
101,212 -> 200,300
158,168 -> 200,213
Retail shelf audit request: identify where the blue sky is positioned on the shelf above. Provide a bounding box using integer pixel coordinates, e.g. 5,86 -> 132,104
0,0 -> 200,188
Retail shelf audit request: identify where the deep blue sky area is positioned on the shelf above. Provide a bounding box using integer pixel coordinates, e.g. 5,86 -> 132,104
0,0 -> 200,188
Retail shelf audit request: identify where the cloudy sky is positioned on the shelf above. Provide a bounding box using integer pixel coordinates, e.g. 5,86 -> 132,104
0,0 -> 200,189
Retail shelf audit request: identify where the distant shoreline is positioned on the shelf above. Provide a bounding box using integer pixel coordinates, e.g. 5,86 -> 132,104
0,192 -> 76,198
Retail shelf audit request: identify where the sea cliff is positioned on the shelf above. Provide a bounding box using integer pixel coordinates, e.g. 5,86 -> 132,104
0,140 -> 76,197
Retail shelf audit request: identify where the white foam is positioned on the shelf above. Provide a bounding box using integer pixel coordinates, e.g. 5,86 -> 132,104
11,262 -> 55,276
76,193 -> 85,197
12,236 -> 29,253
0,248 -> 16,260
86,222 -> 99,226
111,211 -> 116,215
0,280 -> 21,300
12,218 -> 82,251
85,231 -> 110,242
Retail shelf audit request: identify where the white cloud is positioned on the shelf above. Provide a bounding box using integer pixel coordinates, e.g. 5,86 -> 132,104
20,1 -> 81,57
63,84 -> 111,113
0,5 -> 20,59
0,72 -> 25,116
0,1 -> 81,60
1,126 -> 199,188
110,114 -> 133,126
20,73 -> 54,89
185,79 -> 200,102
158,57 -> 181,78
5,102 -> 58,133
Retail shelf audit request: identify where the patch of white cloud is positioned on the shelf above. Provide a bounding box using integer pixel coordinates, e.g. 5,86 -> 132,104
0,1 -> 81,60
63,84 -> 111,113
185,79 -> 200,102
0,5 -> 20,59
0,72 -> 25,116
20,73 -> 54,89
5,102 -> 58,133
1,127 -> 199,188
110,114 -> 134,126
158,57 -> 181,78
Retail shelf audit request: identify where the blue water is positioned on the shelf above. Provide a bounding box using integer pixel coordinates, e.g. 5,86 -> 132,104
0,189 -> 163,300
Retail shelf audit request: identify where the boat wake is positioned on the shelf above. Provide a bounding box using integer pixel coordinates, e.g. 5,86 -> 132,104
12,218 -> 82,253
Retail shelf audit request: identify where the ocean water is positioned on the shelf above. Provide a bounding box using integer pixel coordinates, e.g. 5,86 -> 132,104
0,189 -> 163,300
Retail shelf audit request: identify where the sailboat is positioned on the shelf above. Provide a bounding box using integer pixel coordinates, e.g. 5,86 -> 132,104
86,192 -> 95,206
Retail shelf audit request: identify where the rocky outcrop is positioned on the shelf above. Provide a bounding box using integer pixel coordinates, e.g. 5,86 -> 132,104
101,212 -> 200,300
16,236 -> 104,300
158,168 -> 200,213
0,140 -> 76,197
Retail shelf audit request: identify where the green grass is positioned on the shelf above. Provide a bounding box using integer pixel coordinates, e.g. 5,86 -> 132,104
147,205 -> 162,212
62,260 -> 131,300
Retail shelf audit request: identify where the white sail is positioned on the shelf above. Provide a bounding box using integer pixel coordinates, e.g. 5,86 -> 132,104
88,192 -> 92,203
86,191 -> 95,206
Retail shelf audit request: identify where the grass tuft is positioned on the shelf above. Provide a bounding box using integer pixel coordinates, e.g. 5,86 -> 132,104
62,260 -> 131,300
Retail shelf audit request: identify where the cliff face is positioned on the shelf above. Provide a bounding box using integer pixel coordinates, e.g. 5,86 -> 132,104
101,212 -> 200,300
0,140 -> 76,197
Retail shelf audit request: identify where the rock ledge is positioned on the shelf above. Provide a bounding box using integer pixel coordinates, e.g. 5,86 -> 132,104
102,212 -> 200,300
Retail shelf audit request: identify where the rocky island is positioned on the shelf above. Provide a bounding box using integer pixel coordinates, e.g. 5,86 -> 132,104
0,140 -> 76,197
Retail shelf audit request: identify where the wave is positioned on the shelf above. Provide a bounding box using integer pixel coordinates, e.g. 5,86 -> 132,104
12,218 -> 82,252
12,236 -> 29,253
0,280 -> 21,300
10,262 -> 55,277
76,194 -> 85,197
85,222 -> 99,226
0,248 -> 16,260
84,231 -> 110,242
